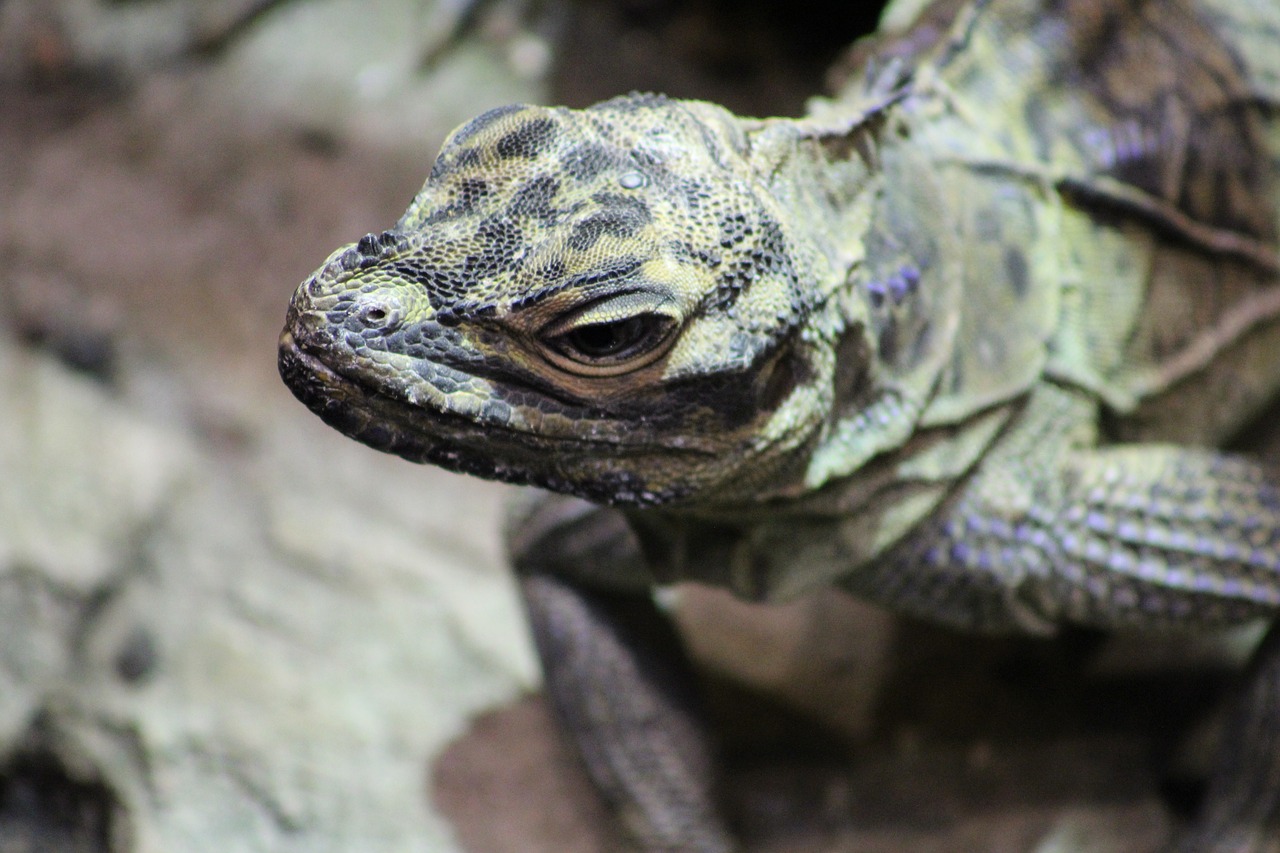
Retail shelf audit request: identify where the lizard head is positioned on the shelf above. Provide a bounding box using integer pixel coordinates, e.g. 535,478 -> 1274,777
280,94 -> 834,507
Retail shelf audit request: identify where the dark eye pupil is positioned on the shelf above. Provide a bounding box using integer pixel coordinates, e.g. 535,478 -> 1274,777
565,317 -> 647,358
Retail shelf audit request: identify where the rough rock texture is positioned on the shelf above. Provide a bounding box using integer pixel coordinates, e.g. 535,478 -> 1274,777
2,326 -> 538,852
1,2 -> 545,850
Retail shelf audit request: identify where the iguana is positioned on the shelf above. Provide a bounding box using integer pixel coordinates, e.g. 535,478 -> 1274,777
278,0 -> 1280,848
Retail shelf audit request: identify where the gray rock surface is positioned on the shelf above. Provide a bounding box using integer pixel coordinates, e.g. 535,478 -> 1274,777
1,321 -> 539,852
1,2 -> 547,850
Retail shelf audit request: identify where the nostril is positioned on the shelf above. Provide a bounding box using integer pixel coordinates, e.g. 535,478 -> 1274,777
355,299 -> 400,330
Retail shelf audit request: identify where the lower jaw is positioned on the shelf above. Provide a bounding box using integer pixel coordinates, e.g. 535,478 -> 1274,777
278,333 -> 700,505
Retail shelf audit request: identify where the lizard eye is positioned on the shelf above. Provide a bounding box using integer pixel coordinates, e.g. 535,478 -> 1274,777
541,303 -> 677,375
556,315 -> 662,360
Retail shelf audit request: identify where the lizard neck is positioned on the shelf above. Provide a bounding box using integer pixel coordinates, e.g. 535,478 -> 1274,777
701,96 -> 973,503
645,77 -> 1032,582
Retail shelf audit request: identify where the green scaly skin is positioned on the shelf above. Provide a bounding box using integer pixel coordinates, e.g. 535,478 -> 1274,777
280,0 -> 1280,849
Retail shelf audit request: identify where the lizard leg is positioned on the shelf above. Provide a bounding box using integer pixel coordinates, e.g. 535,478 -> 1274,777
860,383 -> 1280,634
507,492 -> 736,853
875,425 -> 1280,849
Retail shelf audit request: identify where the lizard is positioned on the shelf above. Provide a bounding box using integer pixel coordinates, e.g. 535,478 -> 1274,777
278,0 -> 1280,849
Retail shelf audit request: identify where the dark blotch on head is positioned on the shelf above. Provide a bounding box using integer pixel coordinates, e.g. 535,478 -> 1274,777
454,178 -> 490,214
431,111 -> 506,177
567,217 -> 607,252
465,216 -> 526,277
388,259 -> 471,310
431,145 -> 483,180
496,117 -> 558,159
567,194 -> 652,251
454,104 -> 527,146
509,175 -> 561,220
540,258 -> 567,283
563,143 -> 614,182
708,214 -> 798,312
424,176 -> 491,225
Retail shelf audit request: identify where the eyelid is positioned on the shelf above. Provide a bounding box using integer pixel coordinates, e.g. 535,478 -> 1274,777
540,290 -> 675,338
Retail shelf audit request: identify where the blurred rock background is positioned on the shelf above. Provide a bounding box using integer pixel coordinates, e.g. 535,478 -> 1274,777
0,1 -> 1265,851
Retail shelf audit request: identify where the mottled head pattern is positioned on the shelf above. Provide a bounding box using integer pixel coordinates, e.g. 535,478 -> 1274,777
280,94 -> 827,505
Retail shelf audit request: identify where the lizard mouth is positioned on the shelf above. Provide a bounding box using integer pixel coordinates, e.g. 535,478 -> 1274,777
277,330 -> 707,503
279,330 -> 491,462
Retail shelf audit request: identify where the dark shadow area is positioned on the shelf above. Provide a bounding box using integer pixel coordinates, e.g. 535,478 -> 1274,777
552,0 -> 890,115
0,744 -> 118,853
435,618 -> 1229,851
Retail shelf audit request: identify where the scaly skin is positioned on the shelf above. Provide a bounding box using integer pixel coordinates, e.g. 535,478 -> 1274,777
280,0 -> 1280,849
